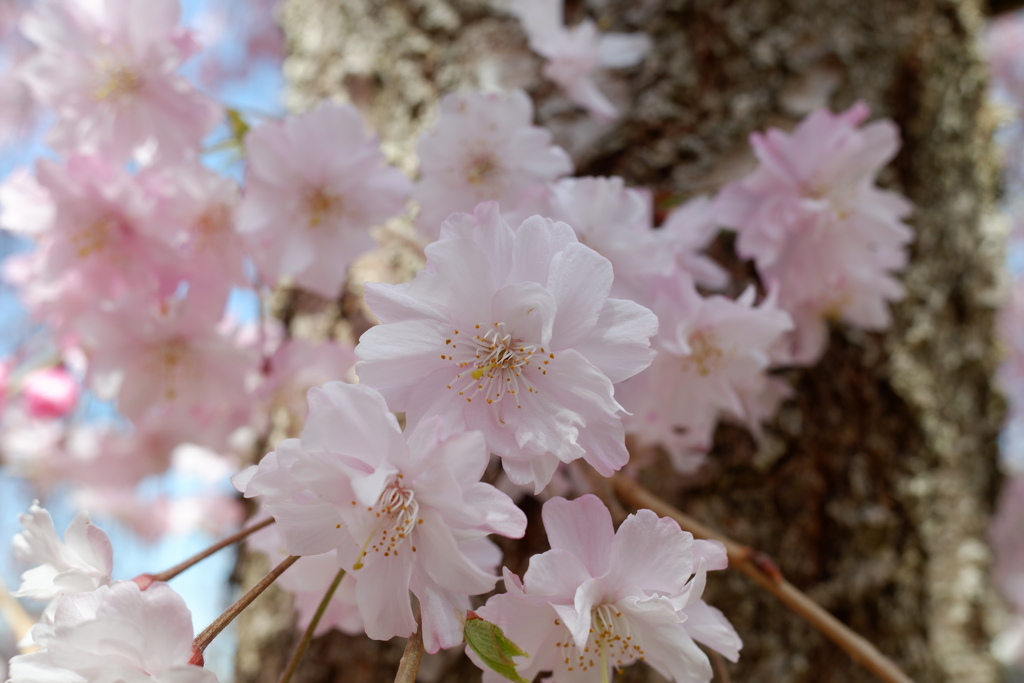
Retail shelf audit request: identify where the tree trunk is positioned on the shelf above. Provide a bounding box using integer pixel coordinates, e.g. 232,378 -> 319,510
235,0 -> 1007,681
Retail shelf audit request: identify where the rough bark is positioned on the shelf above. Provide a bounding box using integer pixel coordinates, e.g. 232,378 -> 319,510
235,0 -> 1007,681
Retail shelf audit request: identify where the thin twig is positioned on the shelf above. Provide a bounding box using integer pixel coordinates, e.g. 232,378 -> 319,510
611,476 -> 913,683
394,617 -> 425,683
135,517 -> 276,588
278,567 -> 347,683
193,555 -> 300,655
709,650 -> 731,682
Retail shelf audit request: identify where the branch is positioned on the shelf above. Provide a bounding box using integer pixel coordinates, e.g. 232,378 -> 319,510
278,567 -> 347,683
611,476 -> 913,683
193,555 -> 299,657
135,517 -> 275,588
394,618 -> 425,683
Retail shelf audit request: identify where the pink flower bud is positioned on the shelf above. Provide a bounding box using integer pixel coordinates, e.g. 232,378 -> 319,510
22,366 -> 78,419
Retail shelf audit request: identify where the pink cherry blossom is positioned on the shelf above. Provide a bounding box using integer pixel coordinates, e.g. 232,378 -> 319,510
356,202 -> 658,491
616,273 -> 793,473
144,162 -> 248,296
715,103 -> 912,365
254,337 -> 358,431
413,90 -> 572,239
234,381 -> 527,652
472,495 -> 740,682
77,292 -> 256,438
1,156 -> 187,338
507,0 -> 651,121
238,100 -> 412,297
660,195 -> 730,290
535,176 -> 674,300
19,0 -> 221,163
20,365 -> 78,419
247,520 -> 363,638
8,580 -> 219,683
12,501 -> 112,603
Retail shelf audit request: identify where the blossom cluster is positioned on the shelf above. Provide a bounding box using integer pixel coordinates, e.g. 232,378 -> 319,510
0,0 -> 919,680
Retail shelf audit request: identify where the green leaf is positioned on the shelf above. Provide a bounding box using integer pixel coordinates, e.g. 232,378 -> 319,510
464,613 -> 530,683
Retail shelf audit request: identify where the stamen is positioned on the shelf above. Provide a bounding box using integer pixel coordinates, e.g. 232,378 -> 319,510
553,604 -> 643,678
94,62 -> 141,102
443,322 -> 552,407
352,480 -> 419,570
682,331 -> 725,377
72,218 -> 116,259
305,187 -> 343,228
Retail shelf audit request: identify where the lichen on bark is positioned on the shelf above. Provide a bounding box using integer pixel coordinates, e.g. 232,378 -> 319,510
234,1 -> 1007,680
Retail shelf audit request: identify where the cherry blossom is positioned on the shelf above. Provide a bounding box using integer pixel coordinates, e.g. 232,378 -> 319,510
77,292 -> 256,442
12,501 -> 112,603
18,0 -> 221,163
238,100 -> 411,297
255,337 -> 357,431
413,90 -> 572,238
507,0 -> 651,121
617,274 -> 792,472
356,202 -> 658,491
144,162 -> 248,296
534,176 -> 673,300
471,495 -> 740,682
660,196 -> 730,291
234,381 -> 526,652
7,580 -> 219,683
715,102 -> 912,365
1,156 -> 186,338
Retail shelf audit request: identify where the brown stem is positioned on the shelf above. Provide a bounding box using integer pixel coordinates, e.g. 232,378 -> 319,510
193,555 -> 299,655
709,649 -> 732,682
278,567 -> 347,683
394,617 -> 425,683
611,476 -> 914,683
135,517 -> 275,589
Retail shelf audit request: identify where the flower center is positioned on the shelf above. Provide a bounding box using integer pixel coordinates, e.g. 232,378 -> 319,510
192,204 -> 233,252
148,338 -> 191,401
681,331 -> 724,377
305,186 -> 343,228
441,323 -> 553,407
352,478 -> 420,570
94,62 -> 141,102
72,217 -> 118,259
552,605 -> 645,679
464,152 -> 501,187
